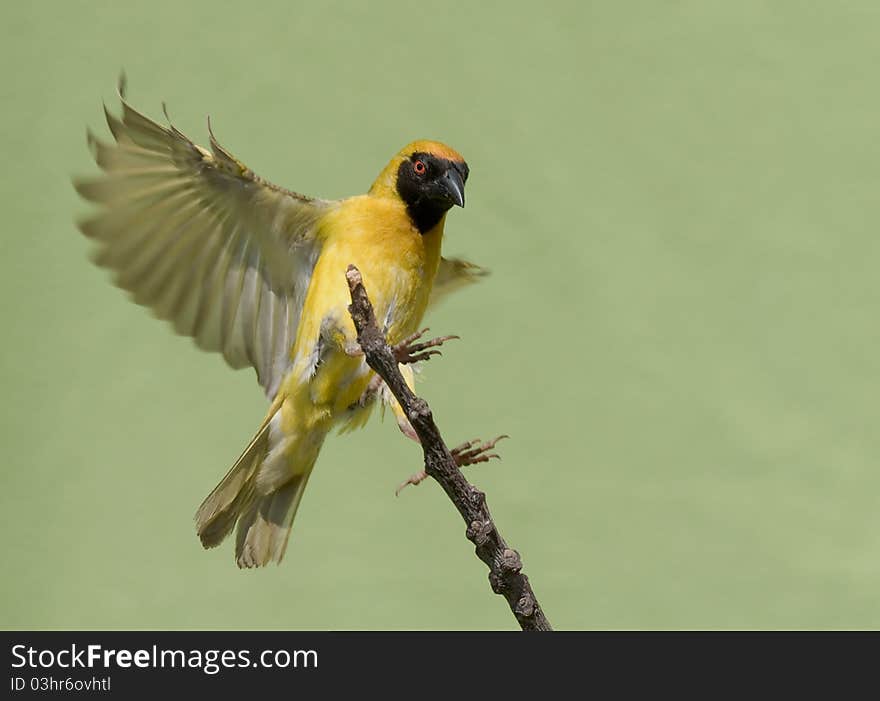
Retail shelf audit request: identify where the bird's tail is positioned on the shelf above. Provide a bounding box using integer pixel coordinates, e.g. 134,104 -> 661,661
195,409 -> 320,568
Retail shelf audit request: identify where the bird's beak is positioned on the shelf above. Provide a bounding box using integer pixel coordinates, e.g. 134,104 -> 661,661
440,168 -> 465,208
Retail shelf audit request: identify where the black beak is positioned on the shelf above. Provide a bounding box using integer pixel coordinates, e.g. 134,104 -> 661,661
440,167 -> 465,208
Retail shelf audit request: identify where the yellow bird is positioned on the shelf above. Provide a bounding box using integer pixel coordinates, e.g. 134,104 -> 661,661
75,80 -> 485,567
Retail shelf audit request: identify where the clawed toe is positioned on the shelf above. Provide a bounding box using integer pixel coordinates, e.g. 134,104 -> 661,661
395,436 -> 508,496
395,470 -> 428,496
393,328 -> 460,365
451,435 -> 509,467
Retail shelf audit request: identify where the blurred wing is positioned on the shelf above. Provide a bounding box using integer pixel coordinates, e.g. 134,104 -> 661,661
428,257 -> 489,308
75,80 -> 337,397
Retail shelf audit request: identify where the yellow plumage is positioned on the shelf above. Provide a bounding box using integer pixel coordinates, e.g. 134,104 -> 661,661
75,80 -> 482,567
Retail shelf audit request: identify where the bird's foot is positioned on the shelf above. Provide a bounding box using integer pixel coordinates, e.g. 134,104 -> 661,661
395,435 -> 508,495
451,435 -> 509,467
393,328 -> 459,365
395,470 -> 429,496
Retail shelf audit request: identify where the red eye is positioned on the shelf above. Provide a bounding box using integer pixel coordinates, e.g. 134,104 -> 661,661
413,160 -> 427,175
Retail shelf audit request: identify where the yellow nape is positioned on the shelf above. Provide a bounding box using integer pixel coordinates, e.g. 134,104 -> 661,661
369,140 -> 466,200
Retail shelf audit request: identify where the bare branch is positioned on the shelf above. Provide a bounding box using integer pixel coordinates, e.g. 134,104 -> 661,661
346,265 -> 552,631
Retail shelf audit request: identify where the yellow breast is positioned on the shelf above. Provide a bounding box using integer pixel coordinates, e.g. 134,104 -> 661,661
313,195 -> 443,344
281,194 -> 445,414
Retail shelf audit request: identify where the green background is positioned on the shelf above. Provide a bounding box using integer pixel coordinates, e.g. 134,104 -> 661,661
2,1 -> 879,630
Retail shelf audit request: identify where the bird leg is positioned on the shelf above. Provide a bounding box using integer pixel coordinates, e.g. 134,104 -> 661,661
395,435 -> 508,496
392,327 -> 459,365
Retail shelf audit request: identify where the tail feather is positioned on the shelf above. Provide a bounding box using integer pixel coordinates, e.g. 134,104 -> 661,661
196,480 -> 256,549
235,471 -> 313,568
195,408 -> 319,567
195,422 -> 269,548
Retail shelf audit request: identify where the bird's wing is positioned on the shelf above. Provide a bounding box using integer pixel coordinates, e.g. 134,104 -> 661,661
428,257 -> 489,308
75,79 -> 338,398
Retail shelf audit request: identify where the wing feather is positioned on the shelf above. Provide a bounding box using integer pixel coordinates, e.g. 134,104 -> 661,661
75,80 -> 337,395
428,257 -> 489,308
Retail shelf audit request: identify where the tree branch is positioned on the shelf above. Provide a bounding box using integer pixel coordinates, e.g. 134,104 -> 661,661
345,265 -> 552,631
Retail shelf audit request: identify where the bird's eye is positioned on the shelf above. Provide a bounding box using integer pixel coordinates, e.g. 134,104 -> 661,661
413,160 -> 427,175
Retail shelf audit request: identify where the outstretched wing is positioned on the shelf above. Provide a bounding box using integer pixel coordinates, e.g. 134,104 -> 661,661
429,257 -> 489,308
75,79 -> 337,398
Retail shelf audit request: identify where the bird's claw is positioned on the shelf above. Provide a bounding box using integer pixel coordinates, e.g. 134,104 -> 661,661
395,470 -> 428,496
393,327 -> 459,365
395,435 -> 508,496
451,435 -> 509,467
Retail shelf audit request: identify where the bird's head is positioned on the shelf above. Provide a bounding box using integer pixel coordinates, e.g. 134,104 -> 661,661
370,140 -> 468,234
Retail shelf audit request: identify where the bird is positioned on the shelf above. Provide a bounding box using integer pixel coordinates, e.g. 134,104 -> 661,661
74,78 -> 486,568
